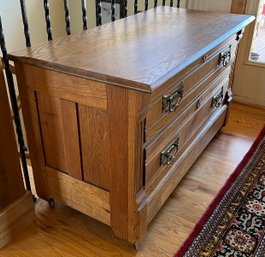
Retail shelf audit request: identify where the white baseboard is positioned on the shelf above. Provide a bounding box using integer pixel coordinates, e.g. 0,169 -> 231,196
233,95 -> 265,108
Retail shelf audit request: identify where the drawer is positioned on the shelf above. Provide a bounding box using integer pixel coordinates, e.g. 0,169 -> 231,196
146,38 -> 238,142
144,74 -> 231,188
146,108 -> 228,223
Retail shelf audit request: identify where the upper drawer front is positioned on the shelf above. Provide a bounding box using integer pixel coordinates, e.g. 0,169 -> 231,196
146,37 -> 238,142
144,72 -> 231,188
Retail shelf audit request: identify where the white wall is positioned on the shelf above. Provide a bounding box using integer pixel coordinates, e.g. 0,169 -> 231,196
67,0 -> 97,33
0,0 -> 235,53
0,0 -> 66,52
0,1 -> 190,51
0,0 -> 67,150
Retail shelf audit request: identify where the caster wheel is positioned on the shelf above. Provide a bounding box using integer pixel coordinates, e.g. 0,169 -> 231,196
134,243 -> 141,251
170,192 -> 175,198
48,198 -> 55,207
32,195 -> 37,203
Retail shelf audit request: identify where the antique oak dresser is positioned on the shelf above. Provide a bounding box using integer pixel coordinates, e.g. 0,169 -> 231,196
8,7 -> 254,247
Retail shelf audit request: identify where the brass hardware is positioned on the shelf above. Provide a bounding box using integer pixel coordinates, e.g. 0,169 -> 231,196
196,99 -> 201,109
212,87 -> 224,109
202,55 -> 208,63
224,88 -> 233,105
161,136 -> 180,165
162,82 -> 184,113
219,45 -> 232,67
223,88 -> 233,105
236,30 -> 243,41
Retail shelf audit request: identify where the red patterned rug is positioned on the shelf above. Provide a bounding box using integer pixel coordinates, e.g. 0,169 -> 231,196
175,126 -> 265,257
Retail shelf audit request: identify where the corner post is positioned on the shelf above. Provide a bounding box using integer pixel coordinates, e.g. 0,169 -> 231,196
107,85 -> 150,245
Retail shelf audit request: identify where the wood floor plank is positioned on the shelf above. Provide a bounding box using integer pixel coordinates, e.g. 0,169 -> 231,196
0,103 -> 264,257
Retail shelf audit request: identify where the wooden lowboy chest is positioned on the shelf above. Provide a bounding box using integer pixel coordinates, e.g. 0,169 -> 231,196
8,7 -> 254,247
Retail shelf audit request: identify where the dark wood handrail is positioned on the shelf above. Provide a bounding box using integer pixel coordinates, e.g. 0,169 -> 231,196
81,0 -> 88,30
19,0 -> 31,47
64,0 -> 71,35
0,16 -> 32,193
44,0 -> 53,40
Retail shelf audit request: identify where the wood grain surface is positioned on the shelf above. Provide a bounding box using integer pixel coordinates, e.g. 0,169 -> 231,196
145,79 -> 230,188
8,7 -> 254,92
9,6 -> 254,247
145,40 -> 236,141
45,167 -> 111,225
0,68 -> 25,210
0,103 -> 264,256
147,108 -> 228,224
79,105 -> 111,190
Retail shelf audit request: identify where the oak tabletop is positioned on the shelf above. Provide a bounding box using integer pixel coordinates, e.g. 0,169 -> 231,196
8,7 -> 254,92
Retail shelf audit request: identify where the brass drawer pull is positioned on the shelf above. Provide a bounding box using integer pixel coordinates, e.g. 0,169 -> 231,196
196,99 -> 202,110
219,45 -> 232,67
212,87 -> 224,109
162,82 -> 184,113
224,88 -> 233,105
161,136 -> 180,165
202,54 -> 208,63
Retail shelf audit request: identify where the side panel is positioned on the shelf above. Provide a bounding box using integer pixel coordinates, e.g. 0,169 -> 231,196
79,105 -> 111,190
15,63 -> 112,225
17,64 -> 110,189
15,63 -> 150,241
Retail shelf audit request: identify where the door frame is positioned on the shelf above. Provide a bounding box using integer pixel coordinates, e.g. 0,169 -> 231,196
244,0 -> 265,68
231,0 -> 265,107
232,0 -> 265,68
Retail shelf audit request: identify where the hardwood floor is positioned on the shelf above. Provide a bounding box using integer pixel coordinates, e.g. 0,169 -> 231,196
0,103 -> 264,257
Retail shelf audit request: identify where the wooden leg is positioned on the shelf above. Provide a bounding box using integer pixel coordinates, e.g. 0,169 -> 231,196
110,186 -> 148,244
110,193 -> 148,245
48,198 -> 56,208
108,87 -> 150,244
170,191 -> 176,198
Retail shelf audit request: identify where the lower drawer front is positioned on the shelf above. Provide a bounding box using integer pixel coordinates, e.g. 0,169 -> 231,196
145,77 -> 230,189
146,108 -> 228,224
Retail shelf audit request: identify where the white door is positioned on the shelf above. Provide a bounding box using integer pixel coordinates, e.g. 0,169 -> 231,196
233,0 -> 265,107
